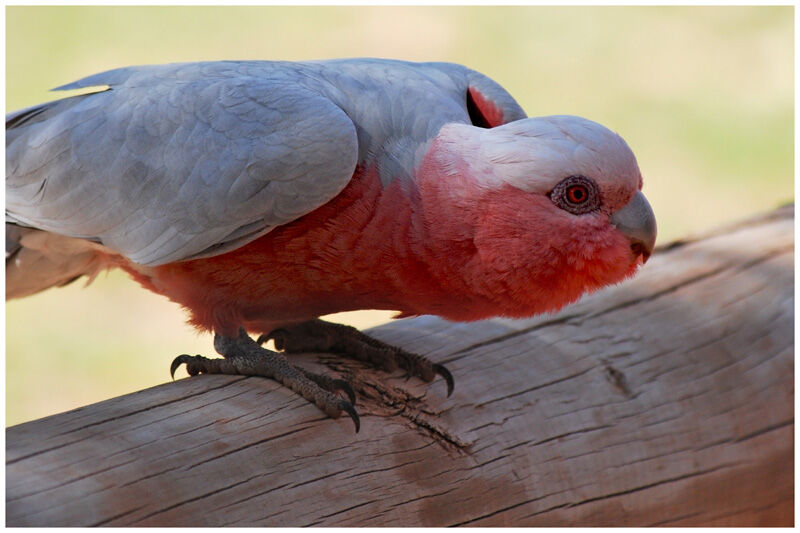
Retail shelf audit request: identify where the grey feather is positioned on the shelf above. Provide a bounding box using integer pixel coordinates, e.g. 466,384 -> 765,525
6,59 -> 527,267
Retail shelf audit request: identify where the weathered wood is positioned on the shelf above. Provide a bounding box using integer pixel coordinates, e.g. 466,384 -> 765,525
6,206 -> 793,526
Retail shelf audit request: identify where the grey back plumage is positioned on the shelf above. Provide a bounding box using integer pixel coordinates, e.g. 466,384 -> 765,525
6,59 -> 526,267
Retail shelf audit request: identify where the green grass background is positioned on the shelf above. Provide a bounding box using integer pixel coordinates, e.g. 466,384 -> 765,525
6,6 -> 793,426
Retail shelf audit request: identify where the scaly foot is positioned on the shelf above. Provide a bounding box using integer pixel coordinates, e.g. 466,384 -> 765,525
257,319 -> 454,396
170,328 -> 360,432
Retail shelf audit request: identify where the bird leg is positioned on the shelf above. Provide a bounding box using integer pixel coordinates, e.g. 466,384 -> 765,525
257,319 -> 454,397
170,328 -> 360,432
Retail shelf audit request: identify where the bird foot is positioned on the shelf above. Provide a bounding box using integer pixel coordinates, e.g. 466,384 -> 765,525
170,328 -> 359,432
257,319 -> 454,397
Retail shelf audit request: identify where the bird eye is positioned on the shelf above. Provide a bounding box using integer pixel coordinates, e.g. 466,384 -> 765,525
550,175 -> 600,215
567,185 -> 588,204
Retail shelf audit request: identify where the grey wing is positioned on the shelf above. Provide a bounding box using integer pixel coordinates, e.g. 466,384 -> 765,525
6,68 -> 358,266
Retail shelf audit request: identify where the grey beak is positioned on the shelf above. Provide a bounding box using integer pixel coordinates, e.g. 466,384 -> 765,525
610,191 -> 657,263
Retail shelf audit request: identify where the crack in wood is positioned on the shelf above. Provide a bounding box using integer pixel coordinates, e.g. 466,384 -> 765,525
289,468 -> 350,489
501,422 -> 615,452
400,409 -> 473,452
343,459 -> 421,480
733,419 -> 793,443
384,485 -> 459,516
319,359 -> 473,452
213,481 -> 292,513
89,505 -> 147,527
304,498 -> 381,525
564,462 -> 738,509
647,510 -> 704,526
133,473 -> 265,524
601,359 -> 634,397
474,366 -> 594,408
452,491 -> 560,525
181,424 -> 314,471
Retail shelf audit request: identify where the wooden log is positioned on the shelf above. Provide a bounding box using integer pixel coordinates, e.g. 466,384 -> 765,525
6,206 -> 793,526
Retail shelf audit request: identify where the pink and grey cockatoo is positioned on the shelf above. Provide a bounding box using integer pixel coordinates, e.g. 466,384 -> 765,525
6,59 -> 656,431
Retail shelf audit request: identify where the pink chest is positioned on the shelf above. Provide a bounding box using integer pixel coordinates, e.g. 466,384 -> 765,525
125,169 -> 451,333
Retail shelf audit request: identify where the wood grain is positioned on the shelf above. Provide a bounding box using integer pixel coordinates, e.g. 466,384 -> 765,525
6,206 -> 793,526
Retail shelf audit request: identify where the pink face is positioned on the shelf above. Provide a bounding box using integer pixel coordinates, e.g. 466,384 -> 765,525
470,185 -> 643,318
416,115 -> 655,321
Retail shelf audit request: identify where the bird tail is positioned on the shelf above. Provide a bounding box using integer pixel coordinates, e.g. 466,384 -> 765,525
6,223 -> 110,300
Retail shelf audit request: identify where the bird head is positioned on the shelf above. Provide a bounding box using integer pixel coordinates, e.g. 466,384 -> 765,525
421,115 -> 656,319
477,114 -> 656,264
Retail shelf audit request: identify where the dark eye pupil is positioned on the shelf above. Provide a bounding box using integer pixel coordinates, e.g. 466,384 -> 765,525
568,186 -> 587,203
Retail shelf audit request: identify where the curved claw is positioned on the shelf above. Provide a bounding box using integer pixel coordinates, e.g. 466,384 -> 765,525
333,379 -> 357,406
170,354 -> 195,379
433,363 -> 455,397
339,400 -> 361,433
257,329 -> 288,350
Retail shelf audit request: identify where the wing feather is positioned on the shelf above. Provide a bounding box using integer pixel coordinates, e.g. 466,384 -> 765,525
7,63 -> 359,265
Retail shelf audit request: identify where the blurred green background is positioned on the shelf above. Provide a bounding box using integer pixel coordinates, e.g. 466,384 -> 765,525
6,6 -> 793,426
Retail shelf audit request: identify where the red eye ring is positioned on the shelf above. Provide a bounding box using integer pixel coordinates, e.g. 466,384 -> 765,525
566,185 -> 588,204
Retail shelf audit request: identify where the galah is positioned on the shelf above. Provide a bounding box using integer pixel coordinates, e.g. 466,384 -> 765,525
6,59 -> 656,432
